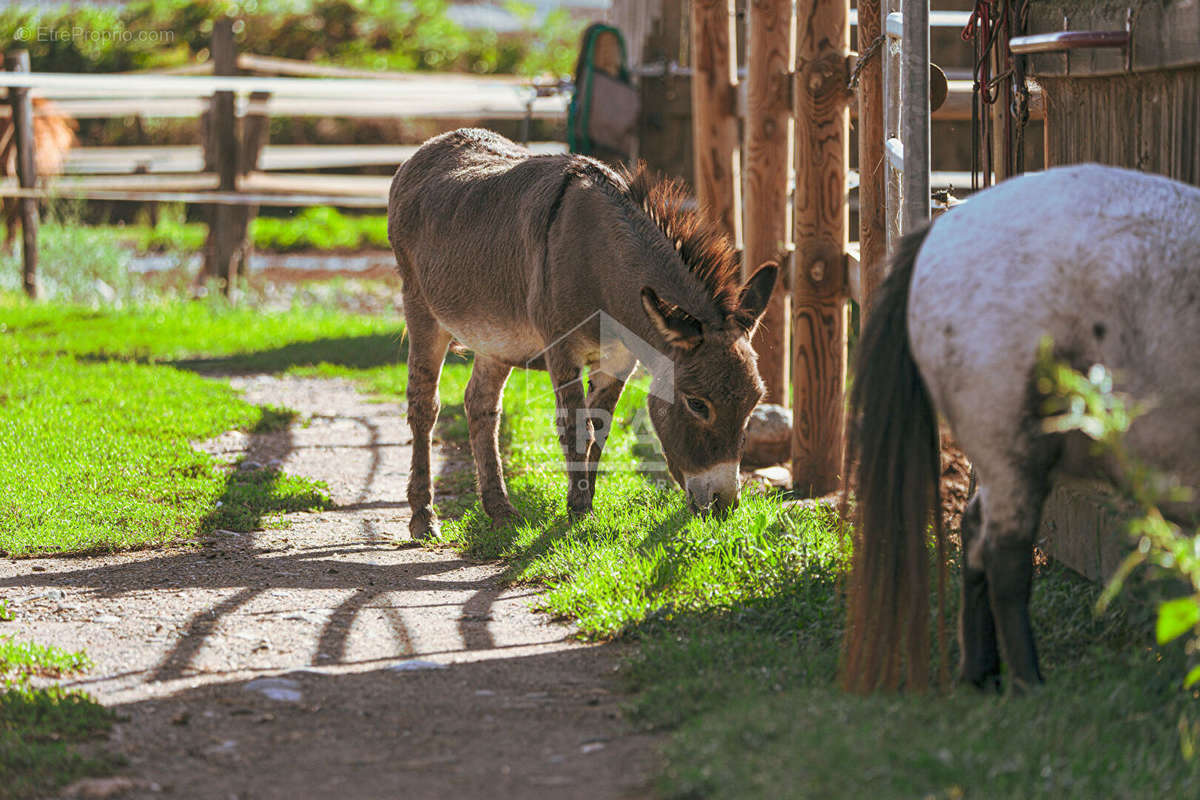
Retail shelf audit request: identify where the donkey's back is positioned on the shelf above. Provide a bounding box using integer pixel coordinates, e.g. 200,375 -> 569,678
388,128 -> 612,364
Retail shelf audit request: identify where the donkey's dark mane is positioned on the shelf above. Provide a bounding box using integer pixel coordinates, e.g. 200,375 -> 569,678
620,163 -> 742,315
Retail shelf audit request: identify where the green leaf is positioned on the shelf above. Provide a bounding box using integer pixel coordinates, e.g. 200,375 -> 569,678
1156,596 -> 1200,645
1185,664 -> 1200,689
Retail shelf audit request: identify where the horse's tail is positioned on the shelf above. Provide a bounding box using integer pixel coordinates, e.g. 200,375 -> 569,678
841,224 -> 945,693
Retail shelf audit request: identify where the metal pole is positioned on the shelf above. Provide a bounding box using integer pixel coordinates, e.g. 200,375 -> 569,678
882,0 -> 902,251
856,0 -> 886,311
900,0 -> 930,231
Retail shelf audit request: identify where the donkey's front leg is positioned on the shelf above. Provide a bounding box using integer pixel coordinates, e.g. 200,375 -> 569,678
464,356 -> 517,523
579,365 -> 634,509
403,291 -> 452,540
546,352 -> 593,516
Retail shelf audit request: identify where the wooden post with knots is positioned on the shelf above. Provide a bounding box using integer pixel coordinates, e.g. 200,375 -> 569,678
791,0 -> 851,496
689,0 -> 741,243
743,0 -> 794,405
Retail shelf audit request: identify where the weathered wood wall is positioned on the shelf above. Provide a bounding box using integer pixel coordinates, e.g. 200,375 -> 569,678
1040,69 -> 1200,187
1025,0 -> 1200,186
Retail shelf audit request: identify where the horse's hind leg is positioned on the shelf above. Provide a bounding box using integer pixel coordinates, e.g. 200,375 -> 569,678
464,356 -> 516,523
958,493 -> 1001,691
975,454 -> 1055,691
402,287 -> 451,540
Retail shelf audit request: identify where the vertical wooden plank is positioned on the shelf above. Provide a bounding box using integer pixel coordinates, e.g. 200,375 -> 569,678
231,90 -> 270,278
791,0 -> 850,497
743,0 -> 793,404
201,18 -> 240,296
690,0 -> 742,243
856,0 -> 886,311
7,50 -> 38,299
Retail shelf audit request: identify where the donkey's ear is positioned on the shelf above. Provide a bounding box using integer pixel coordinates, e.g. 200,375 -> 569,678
641,287 -> 703,350
734,261 -> 779,332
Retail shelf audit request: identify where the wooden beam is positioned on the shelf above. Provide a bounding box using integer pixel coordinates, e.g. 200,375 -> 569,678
6,50 -> 38,299
690,0 -> 741,242
791,0 -> 850,497
856,0 -> 886,312
743,0 -> 794,404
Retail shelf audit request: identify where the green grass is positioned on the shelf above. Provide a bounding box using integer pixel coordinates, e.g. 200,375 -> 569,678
0,206 -> 397,306
384,366 -> 1200,798
0,637 -> 91,677
6,288 -> 1198,797
1,624 -> 115,800
108,206 -> 391,256
0,294 -> 407,555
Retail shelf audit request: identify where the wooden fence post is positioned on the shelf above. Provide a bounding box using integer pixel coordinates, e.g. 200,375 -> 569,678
690,0 -> 741,242
7,50 -> 38,299
201,18 -> 240,296
791,0 -> 850,497
743,0 -> 793,405
856,0 -> 887,311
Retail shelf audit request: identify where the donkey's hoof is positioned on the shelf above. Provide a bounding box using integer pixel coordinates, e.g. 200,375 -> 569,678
486,504 -> 521,527
409,511 -> 440,541
567,501 -> 593,519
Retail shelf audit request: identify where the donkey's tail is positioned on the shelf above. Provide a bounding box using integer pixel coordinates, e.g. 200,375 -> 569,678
841,224 -> 945,693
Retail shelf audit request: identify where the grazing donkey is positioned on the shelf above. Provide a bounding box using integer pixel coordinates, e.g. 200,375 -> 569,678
388,129 -> 778,539
843,164 -> 1200,694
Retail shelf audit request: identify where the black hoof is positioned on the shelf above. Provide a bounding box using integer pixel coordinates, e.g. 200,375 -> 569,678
409,510 -> 440,541
961,670 -> 1002,694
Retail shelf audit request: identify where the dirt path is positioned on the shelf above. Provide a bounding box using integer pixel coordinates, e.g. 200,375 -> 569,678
0,376 -> 656,800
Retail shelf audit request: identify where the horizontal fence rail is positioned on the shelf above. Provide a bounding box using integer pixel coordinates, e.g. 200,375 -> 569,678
0,71 -> 568,121
1009,30 -> 1130,54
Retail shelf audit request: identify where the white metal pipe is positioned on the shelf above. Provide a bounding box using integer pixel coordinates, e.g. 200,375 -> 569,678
900,0 -> 931,232
886,12 -> 903,38
885,137 -> 905,171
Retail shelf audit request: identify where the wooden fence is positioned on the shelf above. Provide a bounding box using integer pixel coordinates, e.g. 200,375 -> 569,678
676,0 -> 1042,496
1,21 -> 568,295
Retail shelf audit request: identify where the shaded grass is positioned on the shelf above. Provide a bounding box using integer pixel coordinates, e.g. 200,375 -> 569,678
0,629 -> 115,800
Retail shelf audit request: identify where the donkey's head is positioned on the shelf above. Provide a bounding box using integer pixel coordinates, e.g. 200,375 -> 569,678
640,262 -> 778,515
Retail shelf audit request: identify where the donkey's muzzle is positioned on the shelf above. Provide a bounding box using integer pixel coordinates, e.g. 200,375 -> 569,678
684,462 -> 741,518
688,492 -> 739,518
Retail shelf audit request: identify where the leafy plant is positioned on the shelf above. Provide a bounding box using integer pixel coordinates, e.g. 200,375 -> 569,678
1036,336 -> 1200,687
1,0 -> 584,78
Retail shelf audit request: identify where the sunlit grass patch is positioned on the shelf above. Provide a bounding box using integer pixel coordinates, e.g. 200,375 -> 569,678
0,295 -> 403,555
